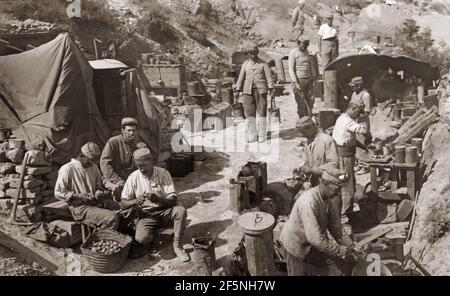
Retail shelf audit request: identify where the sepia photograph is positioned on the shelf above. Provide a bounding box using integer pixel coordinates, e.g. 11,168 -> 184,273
0,0 -> 448,283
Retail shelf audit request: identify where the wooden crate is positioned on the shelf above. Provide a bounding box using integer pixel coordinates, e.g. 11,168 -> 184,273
139,62 -> 187,96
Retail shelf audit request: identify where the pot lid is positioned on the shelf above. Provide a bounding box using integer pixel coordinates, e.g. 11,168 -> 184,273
238,211 -> 275,235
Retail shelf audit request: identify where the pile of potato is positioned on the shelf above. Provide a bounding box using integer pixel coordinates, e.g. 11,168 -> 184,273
90,240 -> 122,255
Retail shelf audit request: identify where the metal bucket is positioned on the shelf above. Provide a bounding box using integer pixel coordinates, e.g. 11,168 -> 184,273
394,145 -> 406,163
232,103 -> 245,119
411,138 -> 422,154
192,237 -> 216,274
405,146 -> 417,164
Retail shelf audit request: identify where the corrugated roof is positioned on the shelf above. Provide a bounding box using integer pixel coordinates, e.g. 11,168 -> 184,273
88,59 -> 128,70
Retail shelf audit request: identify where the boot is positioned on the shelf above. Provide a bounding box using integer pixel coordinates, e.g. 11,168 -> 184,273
173,241 -> 190,262
246,117 -> 257,143
128,241 -> 149,259
257,117 -> 267,142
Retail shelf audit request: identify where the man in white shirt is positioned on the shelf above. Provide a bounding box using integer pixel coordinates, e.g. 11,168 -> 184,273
54,142 -> 119,230
288,37 -> 314,118
120,148 -> 189,262
332,103 -> 368,235
318,14 -> 339,72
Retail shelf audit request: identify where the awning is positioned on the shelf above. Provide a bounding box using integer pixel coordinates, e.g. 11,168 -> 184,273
88,59 -> 128,70
324,54 -> 440,87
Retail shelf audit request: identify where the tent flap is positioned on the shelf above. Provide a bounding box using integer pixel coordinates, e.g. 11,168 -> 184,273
0,33 -> 110,163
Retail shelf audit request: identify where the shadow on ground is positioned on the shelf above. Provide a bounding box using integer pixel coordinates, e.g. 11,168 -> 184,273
174,152 -> 231,192
177,191 -> 221,210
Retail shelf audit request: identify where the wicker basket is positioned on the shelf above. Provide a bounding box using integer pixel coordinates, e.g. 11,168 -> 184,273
81,229 -> 132,273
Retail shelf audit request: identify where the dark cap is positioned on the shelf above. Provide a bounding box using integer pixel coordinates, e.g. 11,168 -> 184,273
121,117 -> 138,128
133,148 -> 152,161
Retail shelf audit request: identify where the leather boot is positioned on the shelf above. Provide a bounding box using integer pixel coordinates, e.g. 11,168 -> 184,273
246,116 -> 257,143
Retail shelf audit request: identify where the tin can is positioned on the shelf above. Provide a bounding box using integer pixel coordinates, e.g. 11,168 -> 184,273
405,146 -> 417,164
394,145 -> 406,163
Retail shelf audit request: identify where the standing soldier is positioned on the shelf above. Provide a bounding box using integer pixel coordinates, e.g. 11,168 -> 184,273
332,103 -> 368,236
235,44 -> 274,143
292,0 -> 306,40
318,14 -> 339,72
289,36 -> 314,118
349,76 -> 373,145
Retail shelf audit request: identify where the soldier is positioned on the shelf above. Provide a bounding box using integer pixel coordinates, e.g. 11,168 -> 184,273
318,14 -> 339,72
289,36 -> 314,118
292,0 -> 306,40
235,44 -> 274,143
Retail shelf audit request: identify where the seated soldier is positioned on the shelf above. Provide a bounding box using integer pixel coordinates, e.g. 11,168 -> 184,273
54,142 -> 119,229
119,148 -> 190,262
100,117 -> 148,201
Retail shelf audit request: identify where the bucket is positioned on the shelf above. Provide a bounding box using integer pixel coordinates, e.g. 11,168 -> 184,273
232,103 -> 245,119
383,143 -> 394,156
192,237 -> 216,274
394,145 -> 406,163
405,146 -> 417,164
411,138 -> 422,154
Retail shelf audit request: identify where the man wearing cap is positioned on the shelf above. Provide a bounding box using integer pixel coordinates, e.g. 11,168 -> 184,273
292,0 -> 306,39
349,76 -> 372,145
100,117 -> 148,201
54,142 -> 119,229
289,37 -> 314,118
332,103 -> 368,235
296,116 -> 339,186
318,14 -> 339,72
235,44 -> 274,143
280,166 -> 356,276
120,148 -> 189,262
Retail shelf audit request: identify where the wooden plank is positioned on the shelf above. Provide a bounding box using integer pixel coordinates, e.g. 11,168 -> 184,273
370,167 -> 378,194
394,113 -> 439,144
354,222 -> 409,239
355,227 -> 393,249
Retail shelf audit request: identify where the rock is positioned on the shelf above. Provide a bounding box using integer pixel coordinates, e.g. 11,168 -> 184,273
0,162 -> 16,174
6,187 -> 41,199
9,178 -> 44,189
0,198 -> 13,210
5,148 -> 25,164
15,165 -> 52,176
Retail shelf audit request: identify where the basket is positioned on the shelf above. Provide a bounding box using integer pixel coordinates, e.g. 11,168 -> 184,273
81,229 -> 133,273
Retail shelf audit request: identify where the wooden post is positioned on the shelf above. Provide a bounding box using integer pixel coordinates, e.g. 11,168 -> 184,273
370,167 -> 378,194
324,70 -> 338,108
238,212 -> 275,276
406,167 -> 417,201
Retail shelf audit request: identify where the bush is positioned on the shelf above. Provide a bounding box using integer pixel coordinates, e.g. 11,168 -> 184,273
135,0 -> 178,44
79,0 -> 119,29
0,0 -> 67,23
393,19 -> 450,75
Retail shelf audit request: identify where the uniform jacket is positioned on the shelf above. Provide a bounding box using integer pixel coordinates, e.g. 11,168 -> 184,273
236,59 -> 274,95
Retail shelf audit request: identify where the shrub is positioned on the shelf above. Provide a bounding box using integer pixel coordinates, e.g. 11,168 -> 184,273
423,198 -> 450,244
0,0 -> 67,23
393,19 -> 450,75
79,0 -> 119,29
135,0 -> 178,44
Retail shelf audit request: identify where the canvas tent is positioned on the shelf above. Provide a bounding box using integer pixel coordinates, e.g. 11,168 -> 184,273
0,33 -> 111,164
0,33 -> 162,164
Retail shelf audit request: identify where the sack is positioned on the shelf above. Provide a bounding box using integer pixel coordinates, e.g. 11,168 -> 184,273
25,222 -> 71,248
